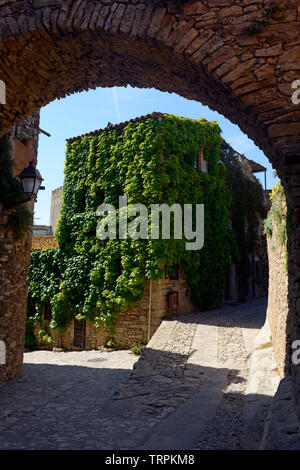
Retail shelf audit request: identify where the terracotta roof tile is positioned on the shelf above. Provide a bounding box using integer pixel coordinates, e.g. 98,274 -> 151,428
31,236 -> 58,251
67,112 -> 165,143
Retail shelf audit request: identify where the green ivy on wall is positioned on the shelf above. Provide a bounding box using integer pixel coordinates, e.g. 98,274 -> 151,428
27,114 -> 264,338
0,134 -> 33,237
264,181 -> 289,269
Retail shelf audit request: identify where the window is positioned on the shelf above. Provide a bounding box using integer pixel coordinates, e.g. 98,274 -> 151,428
169,264 -> 179,280
197,148 -> 203,171
167,291 -> 179,314
74,319 -> 86,348
195,148 -> 209,173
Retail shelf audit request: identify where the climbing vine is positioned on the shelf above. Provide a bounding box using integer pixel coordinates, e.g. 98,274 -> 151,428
28,247 -> 65,323
264,181 -> 289,269
27,114 -> 264,338
264,181 -> 286,242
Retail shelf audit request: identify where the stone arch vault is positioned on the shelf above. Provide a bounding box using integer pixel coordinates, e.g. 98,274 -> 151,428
1,0 -> 300,411
0,0 -> 299,170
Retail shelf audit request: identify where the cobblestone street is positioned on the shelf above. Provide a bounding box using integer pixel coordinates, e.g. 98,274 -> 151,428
0,298 -> 279,450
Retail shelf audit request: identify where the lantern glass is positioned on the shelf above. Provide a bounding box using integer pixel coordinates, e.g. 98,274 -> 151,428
21,177 -> 35,196
18,161 -> 44,200
33,172 -> 43,196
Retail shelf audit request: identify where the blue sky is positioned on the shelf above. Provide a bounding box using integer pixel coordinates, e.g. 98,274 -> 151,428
35,86 -> 277,225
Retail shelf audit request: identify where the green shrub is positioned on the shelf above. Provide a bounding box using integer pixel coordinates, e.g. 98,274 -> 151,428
130,343 -> 146,355
0,135 -> 33,237
37,329 -> 52,345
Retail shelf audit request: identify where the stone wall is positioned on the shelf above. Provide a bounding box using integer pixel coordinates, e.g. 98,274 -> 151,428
14,112 -> 40,158
280,159 -> 300,416
265,197 -> 289,378
33,273 -> 198,350
1,0 -> 300,173
33,225 -> 52,236
0,197 -> 34,381
0,114 -> 40,382
114,275 -> 198,348
31,235 -> 58,250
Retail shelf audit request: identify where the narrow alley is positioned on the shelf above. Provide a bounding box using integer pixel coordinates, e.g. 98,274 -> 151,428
0,298 -> 279,450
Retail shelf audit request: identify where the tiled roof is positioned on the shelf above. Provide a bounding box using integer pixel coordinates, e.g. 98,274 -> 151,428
31,236 -> 58,251
221,140 -> 266,173
67,112 -> 165,143
67,113 -> 267,174
247,159 -> 267,173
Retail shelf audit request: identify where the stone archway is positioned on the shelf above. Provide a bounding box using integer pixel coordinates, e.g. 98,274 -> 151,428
1,0 -> 300,410
1,0 -> 299,167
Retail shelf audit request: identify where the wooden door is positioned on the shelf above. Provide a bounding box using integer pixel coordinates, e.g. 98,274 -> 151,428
73,319 -> 86,348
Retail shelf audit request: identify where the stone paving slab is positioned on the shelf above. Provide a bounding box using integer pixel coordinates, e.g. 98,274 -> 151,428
139,369 -> 228,450
0,297 -> 278,450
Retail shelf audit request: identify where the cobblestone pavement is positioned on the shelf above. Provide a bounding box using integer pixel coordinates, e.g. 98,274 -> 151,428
0,298 -> 275,450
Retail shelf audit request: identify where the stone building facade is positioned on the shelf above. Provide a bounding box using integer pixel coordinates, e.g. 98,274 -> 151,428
33,236 -> 268,351
33,225 -> 52,236
221,141 -> 269,304
265,193 -> 289,378
13,111 -> 40,158
34,271 -> 197,350
224,232 -> 268,305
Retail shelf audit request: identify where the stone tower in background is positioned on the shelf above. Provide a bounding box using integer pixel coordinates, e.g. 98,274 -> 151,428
50,186 -> 63,234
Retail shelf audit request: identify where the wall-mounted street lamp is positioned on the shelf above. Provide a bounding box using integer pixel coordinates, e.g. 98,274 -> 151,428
18,160 -> 45,202
3,160 -> 45,211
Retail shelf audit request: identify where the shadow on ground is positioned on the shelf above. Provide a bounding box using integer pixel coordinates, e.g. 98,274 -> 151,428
165,297 -> 267,330
0,349 -> 273,450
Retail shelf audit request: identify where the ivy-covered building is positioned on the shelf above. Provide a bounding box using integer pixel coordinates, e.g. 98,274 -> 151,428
27,113 -> 268,350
